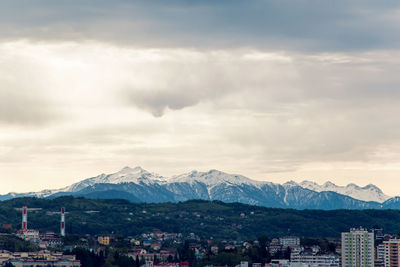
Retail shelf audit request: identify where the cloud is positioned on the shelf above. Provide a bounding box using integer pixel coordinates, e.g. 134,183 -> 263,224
0,90 -> 53,125
0,43 -> 57,125
0,1 -> 400,51
1,40 -> 400,194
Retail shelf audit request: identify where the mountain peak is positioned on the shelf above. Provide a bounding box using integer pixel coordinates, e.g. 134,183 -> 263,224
346,183 -> 360,189
298,180 -> 390,203
169,169 -> 255,186
364,183 -> 379,190
283,180 -> 299,187
322,181 -> 336,187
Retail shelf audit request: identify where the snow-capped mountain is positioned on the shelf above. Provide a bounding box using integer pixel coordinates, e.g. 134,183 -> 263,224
63,166 -> 167,192
0,166 -> 397,210
298,180 -> 391,203
168,169 -> 266,187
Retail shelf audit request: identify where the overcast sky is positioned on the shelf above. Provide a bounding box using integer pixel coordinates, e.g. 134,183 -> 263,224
1,0 -> 400,195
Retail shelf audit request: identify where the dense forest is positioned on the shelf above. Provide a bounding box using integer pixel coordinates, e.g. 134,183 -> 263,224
1,197 -> 399,239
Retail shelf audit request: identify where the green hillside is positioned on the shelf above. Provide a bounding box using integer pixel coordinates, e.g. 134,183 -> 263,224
0,197 -> 399,239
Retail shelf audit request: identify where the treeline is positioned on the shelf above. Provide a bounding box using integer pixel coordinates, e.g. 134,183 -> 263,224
1,197 -> 400,239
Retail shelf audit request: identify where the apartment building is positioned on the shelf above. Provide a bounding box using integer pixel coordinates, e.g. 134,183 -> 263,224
341,227 -> 374,267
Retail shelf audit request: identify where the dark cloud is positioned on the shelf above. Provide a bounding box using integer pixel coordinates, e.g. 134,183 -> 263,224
0,0 -> 400,51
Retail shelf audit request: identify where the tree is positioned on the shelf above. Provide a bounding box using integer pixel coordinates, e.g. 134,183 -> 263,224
154,254 -> 160,264
257,235 -> 270,262
283,247 -> 291,260
167,255 -> 173,262
135,255 -> 140,267
73,247 -> 105,267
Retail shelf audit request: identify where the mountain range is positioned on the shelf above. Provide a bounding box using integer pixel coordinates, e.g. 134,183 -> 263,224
0,166 -> 398,210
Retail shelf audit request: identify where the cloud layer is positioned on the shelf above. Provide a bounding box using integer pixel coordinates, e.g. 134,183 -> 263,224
1,1 -> 400,51
1,1 -> 400,195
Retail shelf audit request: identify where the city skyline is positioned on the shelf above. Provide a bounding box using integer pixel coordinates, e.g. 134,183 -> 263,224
1,1 -> 400,195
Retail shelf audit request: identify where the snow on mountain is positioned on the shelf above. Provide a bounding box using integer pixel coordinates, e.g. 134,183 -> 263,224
64,166 -> 167,192
299,180 -> 391,203
168,169 -> 263,187
0,166 -> 394,210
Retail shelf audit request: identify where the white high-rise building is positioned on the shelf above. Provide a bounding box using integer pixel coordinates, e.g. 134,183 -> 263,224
342,227 -> 375,267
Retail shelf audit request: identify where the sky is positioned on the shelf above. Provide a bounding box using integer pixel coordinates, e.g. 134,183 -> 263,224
1,0 -> 400,195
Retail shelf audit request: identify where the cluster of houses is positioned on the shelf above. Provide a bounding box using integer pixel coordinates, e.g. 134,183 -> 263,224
265,236 -> 340,267
2,215 -> 394,267
126,248 -> 177,263
16,229 -> 64,249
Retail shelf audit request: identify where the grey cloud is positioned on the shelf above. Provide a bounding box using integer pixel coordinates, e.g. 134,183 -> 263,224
0,47 -> 58,126
128,90 -> 200,117
0,88 -> 55,126
123,54 -> 238,116
1,1 -> 400,51
162,51 -> 400,166
122,49 -> 400,122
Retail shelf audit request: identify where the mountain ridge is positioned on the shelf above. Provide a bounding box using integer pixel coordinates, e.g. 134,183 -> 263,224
0,166 -> 395,210
298,179 -> 390,202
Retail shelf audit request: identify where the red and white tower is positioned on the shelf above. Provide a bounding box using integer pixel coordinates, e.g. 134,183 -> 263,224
22,206 -> 28,230
60,207 -> 65,237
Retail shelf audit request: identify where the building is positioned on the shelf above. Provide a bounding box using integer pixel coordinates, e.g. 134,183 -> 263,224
280,236 -> 300,248
375,244 -> 385,267
265,259 -> 290,267
269,239 -> 284,255
8,258 -> 81,267
154,262 -> 189,267
383,239 -> 400,267
126,250 -> 175,263
211,245 -> 219,255
16,229 -> 39,241
1,224 -> 12,230
371,228 -> 384,241
290,251 -> 339,267
341,227 -> 374,267
97,235 -> 110,246
0,250 -> 80,267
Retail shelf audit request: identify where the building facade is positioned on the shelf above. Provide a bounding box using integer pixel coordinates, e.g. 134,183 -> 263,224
280,236 -> 300,248
341,227 -> 374,267
383,239 -> 400,267
291,252 -> 339,267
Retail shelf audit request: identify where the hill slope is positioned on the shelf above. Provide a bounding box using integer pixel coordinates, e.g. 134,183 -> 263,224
0,197 -> 400,240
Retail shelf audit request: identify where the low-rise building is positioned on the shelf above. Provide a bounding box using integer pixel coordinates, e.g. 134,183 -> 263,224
8,258 -> 81,267
211,245 -> 219,255
291,251 -> 339,267
280,237 -> 300,248
16,229 -> 39,241
266,259 -> 290,267
0,250 -> 80,267
98,235 -> 110,246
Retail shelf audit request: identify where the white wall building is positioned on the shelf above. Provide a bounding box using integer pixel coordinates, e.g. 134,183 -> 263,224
291,252 -> 339,267
375,243 -> 385,267
280,237 -> 300,247
341,227 -> 374,267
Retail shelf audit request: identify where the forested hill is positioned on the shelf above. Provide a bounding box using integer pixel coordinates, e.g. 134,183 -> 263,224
1,197 -> 400,240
